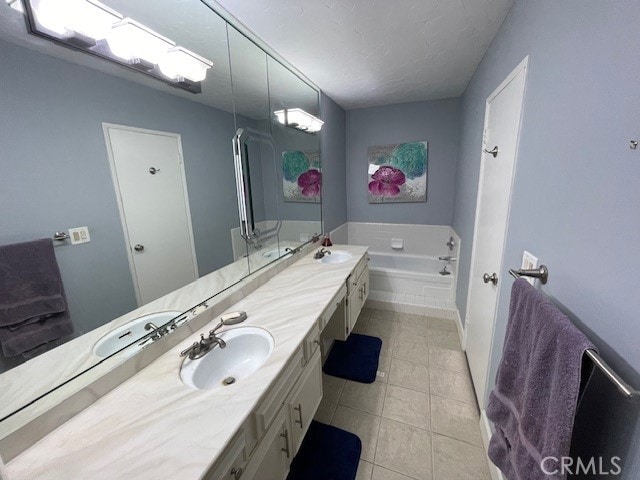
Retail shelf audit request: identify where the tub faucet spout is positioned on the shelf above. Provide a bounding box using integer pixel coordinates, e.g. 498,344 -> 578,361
439,256 -> 457,262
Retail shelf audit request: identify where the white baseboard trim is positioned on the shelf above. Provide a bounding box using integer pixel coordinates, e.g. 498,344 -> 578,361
480,410 -> 504,480
455,309 -> 465,350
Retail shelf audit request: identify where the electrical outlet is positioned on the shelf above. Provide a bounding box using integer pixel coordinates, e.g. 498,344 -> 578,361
521,251 -> 538,285
68,227 -> 91,245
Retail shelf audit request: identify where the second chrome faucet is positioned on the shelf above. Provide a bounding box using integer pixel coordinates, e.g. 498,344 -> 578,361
180,311 -> 247,360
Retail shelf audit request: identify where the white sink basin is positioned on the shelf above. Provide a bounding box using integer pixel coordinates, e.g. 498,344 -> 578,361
317,250 -> 352,264
180,327 -> 274,390
93,310 -> 183,358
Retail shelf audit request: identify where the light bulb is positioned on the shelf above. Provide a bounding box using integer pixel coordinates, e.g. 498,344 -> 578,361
158,47 -> 213,83
106,18 -> 174,64
30,0 -> 121,40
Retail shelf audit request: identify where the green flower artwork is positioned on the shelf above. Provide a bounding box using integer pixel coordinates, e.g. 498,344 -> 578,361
367,142 -> 428,203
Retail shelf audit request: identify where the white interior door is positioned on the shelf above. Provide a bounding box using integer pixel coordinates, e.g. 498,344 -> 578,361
465,58 -> 528,409
104,124 -> 198,305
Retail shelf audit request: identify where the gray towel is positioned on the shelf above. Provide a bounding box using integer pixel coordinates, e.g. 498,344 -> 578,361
0,239 -> 66,327
0,239 -> 74,357
487,279 -> 595,480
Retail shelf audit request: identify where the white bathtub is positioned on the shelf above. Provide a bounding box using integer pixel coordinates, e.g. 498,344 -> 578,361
368,251 -> 455,300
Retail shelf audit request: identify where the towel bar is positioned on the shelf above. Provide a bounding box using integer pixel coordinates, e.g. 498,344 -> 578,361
509,265 -> 639,399
508,265 -> 548,284
53,232 -> 70,241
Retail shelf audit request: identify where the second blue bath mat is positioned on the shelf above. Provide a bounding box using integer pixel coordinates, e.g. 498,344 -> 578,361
323,333 -> 382,383
286,421 -> 361,480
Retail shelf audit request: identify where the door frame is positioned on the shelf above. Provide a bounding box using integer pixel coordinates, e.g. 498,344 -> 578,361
463,56 -> 529,404
102,123 -> 199,306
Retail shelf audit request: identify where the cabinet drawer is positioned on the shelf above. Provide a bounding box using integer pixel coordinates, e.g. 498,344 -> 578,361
254,346 -> 304,434
204,431 -> 246,480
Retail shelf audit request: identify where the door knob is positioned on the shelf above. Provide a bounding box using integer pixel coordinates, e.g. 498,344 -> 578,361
483,146 -> 499,158
134,244 -> 145,252
483,272 -> 498,285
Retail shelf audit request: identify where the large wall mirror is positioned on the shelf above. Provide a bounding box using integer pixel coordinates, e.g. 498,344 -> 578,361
227,27 -> 323,274
0,0 -> 322,437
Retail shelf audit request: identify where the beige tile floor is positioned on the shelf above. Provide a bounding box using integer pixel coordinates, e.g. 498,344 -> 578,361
314,308 -> 492,480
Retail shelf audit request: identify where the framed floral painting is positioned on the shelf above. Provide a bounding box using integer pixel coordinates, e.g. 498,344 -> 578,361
367,142 -> 428,203
282,150 -> 321,203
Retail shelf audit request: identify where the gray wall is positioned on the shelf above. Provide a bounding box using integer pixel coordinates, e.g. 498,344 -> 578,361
345,98 -> 460,225
451,0 -> 640,475
320,93 -> 347,232
0,39 -> 242,368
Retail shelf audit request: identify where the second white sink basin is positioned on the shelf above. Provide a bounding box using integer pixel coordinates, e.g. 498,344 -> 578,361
318,250 -> 352,264
93,310 -> 183,358
180,327 -> 274,390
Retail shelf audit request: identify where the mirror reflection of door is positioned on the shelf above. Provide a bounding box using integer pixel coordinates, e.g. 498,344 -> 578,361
103,124 -> 199,305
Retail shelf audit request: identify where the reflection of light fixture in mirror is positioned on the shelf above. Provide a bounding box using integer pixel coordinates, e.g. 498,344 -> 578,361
274,108 -> 324,133
19,0 -> 210,94
106,18 -> 174,68
30,0 -> 122,44
158,46 -> 213,83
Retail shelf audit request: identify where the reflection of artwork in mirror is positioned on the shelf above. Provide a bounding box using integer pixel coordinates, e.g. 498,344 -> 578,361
282,151 -> 321,203
367,142 -> 428,204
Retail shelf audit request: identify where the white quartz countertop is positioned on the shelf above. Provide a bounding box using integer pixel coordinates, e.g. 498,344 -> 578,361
5,245 -> 368,480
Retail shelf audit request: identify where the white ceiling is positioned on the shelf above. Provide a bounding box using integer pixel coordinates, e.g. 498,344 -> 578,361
216,0 -> 514,110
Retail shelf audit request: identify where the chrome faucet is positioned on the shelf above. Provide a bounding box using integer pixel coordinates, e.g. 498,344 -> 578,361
180,311 -> 247,360
145,322 -> 169,340
314,248 -> 331,259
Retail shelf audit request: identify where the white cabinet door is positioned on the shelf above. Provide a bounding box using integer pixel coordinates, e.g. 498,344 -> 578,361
347,266 -> 369,334
287,351 -> 323,455
244,408 -> 292,480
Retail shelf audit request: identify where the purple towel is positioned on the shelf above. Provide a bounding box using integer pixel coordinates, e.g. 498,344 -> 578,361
0,239 -> 73,357
487,279 -> 595,480
0,238 -> 66,327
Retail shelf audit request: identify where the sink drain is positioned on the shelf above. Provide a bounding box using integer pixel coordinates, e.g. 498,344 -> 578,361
222,377 -> 236,386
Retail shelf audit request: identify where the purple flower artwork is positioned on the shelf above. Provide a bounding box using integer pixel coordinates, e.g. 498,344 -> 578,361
282,151 -> 321,203
368,166 -> 406,196
298,169 -> 322,197
367,142 -> 428,203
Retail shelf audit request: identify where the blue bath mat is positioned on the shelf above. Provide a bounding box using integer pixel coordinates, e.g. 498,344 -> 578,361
286,421 -> 361,480
323,333 -> 382,383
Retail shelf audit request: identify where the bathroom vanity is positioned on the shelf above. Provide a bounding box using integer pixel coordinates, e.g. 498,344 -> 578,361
4,246 -> 369,480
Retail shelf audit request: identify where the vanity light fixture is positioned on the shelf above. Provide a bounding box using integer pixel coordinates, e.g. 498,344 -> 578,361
158,46 -> 213,83
274,108 -> 324,133
16,0 -> 213,94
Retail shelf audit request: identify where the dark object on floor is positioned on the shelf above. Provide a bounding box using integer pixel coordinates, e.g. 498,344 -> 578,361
287,421 -> 361,480
323,333 -> 381,383
487,278 -> 595,480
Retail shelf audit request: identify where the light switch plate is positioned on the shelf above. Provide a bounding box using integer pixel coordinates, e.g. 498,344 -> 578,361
68,227 -> 90,245
521,251 -> 538,285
